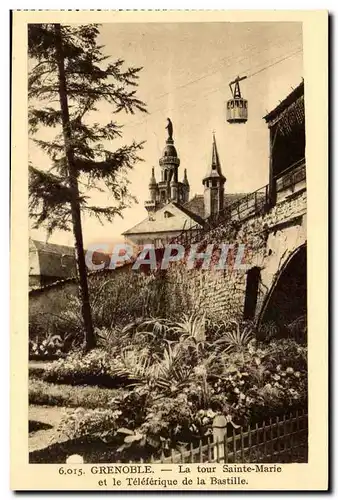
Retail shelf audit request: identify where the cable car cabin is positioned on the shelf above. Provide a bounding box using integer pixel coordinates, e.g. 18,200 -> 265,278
226,75 -> 248,124
226,98 -> 248,123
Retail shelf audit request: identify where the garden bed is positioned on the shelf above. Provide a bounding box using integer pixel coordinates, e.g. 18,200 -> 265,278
28,316 -> 308,464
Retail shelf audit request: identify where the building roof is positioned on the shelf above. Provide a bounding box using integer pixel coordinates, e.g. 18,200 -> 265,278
183,193 -> 248,220
122,202 -> 203,236
171,202 -> 205,226
30,239 -> 111,279
162,140 -> 178,158
263,80 -> 304,123
32,239 -> 75,257
183,195 -> 205,219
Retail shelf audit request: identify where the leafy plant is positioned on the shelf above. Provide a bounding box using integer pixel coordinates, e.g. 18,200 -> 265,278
214,320 -> 254,353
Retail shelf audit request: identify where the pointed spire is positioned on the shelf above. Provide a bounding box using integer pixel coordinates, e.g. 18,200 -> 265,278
183,168 -> 189,185
149,167 -> 156,186
203,133 -> 226,182
211,132 -> 221,173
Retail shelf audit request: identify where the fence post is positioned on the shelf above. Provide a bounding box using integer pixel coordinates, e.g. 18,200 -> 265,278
213,415 -> 227,463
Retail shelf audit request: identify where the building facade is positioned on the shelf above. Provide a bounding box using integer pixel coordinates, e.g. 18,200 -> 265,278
29,238 -> 77,289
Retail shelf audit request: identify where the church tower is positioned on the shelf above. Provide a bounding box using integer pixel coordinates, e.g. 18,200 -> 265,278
144,119 -> 190,217
203,133 -> 226,218
159,135 -> 180,203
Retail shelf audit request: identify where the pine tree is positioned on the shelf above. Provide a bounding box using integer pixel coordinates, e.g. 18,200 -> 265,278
28,24 -> 147,350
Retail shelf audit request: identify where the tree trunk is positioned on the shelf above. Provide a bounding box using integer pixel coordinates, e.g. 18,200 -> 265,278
54,23 -> 96,351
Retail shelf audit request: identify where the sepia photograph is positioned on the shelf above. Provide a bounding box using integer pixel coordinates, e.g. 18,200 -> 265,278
27,19 -> 308,466
10,9 -> 328,491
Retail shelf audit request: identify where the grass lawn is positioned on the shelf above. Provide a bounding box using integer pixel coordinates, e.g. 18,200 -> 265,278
28,378 -> 126,454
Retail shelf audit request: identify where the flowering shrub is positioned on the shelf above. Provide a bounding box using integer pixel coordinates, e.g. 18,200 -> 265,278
29,379 -> 121,408
29,334 -> 64,359
57,408 -> 122,441
42,349 -> 121,386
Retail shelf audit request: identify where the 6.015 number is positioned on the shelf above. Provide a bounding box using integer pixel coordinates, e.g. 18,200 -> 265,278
58,467 -> 84,477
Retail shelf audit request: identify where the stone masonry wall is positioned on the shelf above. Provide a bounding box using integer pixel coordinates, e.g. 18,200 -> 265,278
164,189 -> 307,323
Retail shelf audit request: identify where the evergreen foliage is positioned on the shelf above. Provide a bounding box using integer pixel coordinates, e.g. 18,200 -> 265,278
28,23 -> 147,235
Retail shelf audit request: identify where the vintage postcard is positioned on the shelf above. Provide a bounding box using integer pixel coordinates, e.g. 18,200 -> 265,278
11,10 -> 328,491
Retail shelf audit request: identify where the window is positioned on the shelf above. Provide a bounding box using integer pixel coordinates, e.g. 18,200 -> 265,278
164,211 -> 174,218
243,267 -> 261,320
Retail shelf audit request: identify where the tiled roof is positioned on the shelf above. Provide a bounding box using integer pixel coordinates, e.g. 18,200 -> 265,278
264,81 -> 304,123
224,193 -> 248,208
171,202 -> 205,226
183,195 -> 205,218
32,239 -> 75,256
183,193 -> 248,220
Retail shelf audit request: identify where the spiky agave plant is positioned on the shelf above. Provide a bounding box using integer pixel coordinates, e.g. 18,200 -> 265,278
171,312 -> 207,360
173,312 -> 206,341
109,347 -> 155,384
213,320 -> 254,354
108,340 -> 195,398
153,341 -> 194,391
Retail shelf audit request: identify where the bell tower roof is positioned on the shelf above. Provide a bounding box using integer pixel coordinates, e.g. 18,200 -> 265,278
159,120 -> 180,168
161,138 -> 178,158
203,133 -> 226,183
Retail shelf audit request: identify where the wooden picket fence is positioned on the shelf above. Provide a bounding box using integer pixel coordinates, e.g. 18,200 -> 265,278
151,409 -> 307,464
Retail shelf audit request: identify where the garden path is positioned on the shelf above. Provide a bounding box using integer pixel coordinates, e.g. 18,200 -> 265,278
29,405 -> 69,452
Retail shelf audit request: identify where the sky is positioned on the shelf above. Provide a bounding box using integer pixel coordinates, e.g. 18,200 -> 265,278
29,21 -> 303,248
